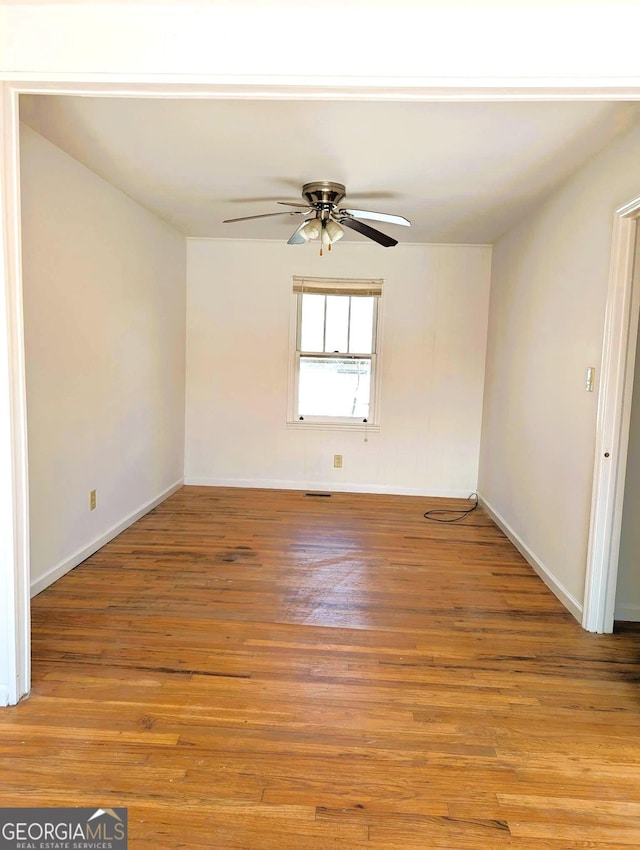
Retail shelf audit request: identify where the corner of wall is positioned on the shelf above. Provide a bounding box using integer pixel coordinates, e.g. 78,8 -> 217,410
478,493 -> 583,623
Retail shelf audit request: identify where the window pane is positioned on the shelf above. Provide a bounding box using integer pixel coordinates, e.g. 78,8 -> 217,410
298,357 -> 371,418
300,294 -> 325,352
324,295 -> 349,353
349,297 -> 375,353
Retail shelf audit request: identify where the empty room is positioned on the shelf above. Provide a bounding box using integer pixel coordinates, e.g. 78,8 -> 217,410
3,3 -> 640,848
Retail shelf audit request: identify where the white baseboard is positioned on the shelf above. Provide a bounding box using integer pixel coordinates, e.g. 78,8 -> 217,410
614,604 -> 640,622
184,476 -> 475,499
0,687 -> 9,707
478,493 -> 583,623
30,479 -> 184,597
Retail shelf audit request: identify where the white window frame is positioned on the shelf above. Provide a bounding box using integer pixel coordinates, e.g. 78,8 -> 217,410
287,276 -> 383,431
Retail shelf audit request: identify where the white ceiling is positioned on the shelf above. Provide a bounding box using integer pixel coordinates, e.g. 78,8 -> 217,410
19,95 -> 640,244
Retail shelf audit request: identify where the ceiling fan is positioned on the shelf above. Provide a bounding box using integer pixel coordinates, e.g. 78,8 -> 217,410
223,181 -> 411,253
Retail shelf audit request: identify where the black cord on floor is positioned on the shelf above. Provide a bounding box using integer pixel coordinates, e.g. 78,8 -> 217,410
423,492 -> 479,523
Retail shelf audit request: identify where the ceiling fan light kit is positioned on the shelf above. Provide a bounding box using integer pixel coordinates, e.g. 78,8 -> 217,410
223,180 -> 411,254
299,219 -> 322,242
324,219 -> 344,244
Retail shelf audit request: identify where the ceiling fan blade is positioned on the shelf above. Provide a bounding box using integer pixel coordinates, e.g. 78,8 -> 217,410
287,220 -> 311,245
223,210 -> 305,223
338,217 -> 398,247
340,208 -> 411,227
277,201 -> 312,210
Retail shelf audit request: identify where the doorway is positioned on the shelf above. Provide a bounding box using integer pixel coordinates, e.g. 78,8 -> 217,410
614,227 -> 640,623
4,83 -> 640,705
583,199 -> 640,633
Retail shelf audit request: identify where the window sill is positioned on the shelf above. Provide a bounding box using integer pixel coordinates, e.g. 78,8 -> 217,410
286,420 -> 380,433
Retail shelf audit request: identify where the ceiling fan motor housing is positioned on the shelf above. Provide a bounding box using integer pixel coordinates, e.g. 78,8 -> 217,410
302,181 -> 346,213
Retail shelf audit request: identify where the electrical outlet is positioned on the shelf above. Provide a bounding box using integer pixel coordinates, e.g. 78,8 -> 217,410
89,489 -> 97,511
333,454 -> 343,469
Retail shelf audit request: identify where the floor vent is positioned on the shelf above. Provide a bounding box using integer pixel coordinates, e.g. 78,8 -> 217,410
305,492 -> 332,498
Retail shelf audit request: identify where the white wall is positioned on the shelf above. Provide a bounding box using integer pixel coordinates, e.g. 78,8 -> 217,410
185,238 -> 491,496
21,124 -> 186,594
2,3 -> 640,83
479,118 -> 640,619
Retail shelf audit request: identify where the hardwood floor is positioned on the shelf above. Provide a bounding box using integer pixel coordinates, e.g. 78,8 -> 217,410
2,485 -> 640,848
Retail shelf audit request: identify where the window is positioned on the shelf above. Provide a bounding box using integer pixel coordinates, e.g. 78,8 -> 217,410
289,276 -> 382,427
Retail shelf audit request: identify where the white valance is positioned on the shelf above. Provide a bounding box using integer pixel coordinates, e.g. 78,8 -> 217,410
292,276 -> 383,297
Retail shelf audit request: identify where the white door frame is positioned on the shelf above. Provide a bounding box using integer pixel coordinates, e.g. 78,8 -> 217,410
0,82 -> 29,706
4,78 -> 640,703
583,197 -> 640,633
